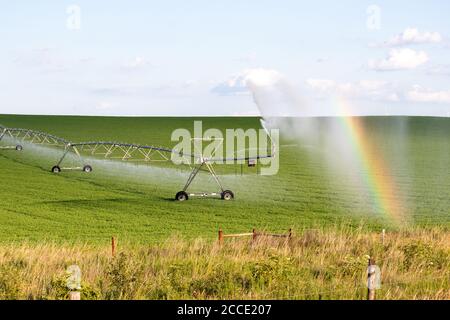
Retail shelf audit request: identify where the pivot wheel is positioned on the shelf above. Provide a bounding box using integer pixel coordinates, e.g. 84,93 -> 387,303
15,145 -> 23,151
221,190 -> 234,201
83,165 -> 93,173
175,191 -> 189,202
51,165 -> 61,173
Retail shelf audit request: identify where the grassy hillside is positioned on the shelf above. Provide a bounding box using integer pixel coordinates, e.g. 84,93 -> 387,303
0,115 -> 448,244
0,228 -> 449,300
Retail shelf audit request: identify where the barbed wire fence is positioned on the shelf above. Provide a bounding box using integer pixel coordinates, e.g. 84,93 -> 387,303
215,228 -> 450,300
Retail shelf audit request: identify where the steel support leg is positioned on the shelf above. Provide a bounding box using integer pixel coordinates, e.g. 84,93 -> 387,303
205,162 -> 224,192
182,162 -> 204,192
181,161 -> 225,195
72,146 -> 84,167
56,146 -> 71,167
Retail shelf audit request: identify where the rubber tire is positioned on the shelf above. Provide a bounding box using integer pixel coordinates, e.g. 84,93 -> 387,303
83,165 -> 93,173
15,145 -> 23,151
51,166 -> 61,173
221,190 -> 234,201
175,191 -> 189,201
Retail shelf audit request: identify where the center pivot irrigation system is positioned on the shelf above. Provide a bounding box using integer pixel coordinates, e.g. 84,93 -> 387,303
0,126 -> 68,151
0,121 -> 276,201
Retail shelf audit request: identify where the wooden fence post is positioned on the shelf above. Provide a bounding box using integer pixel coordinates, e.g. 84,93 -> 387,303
111,236 -> 116,257
287,228 -> 292,245
367,258 -> 376,300
252,229 -> 257,243
218,229 -> 223,245
69,291 -> 81,300
381,229 -> 386,245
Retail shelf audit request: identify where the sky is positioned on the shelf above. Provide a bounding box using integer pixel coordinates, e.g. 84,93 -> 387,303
1,0 -> 450,116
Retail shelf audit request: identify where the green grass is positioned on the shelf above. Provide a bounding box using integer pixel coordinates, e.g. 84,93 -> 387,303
0,228 -> 449,300
0,115 -> 449,244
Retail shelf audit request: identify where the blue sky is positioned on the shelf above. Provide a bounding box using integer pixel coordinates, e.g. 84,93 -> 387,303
1,0 -> 450,116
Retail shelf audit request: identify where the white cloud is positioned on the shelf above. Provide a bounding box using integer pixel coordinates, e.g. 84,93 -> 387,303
305,79 -> 336,92
368,48 -> 428,71
308,79 -> 450,105
96,101 -> 116,110
358,80 -> 389,91
316,57 -> 329,63
384,28 -> 442,47
245,68 -> 283,87
123,56 -> 152,69
211,75 -> 249,96
306,78 -> 399,101
211,68 -> 282,95
406,86 -> 450,104
14,48 -> 70,73
235,52 -> 257,63
426,64 -> 450,76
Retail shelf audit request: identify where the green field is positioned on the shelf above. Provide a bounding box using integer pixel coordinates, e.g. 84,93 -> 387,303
0,115 -> 449,244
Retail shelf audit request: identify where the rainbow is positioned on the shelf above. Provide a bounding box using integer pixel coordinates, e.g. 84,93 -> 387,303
335,97 -> 406,225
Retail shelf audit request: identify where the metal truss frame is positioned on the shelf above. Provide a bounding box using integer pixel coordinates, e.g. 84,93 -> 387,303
0,126 -> 69,151
52,141 -> 195,172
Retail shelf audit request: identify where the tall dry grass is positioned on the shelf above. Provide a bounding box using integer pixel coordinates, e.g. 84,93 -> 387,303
0,226 -> 449,300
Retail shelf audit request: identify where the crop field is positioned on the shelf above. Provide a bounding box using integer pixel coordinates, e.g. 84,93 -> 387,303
0,115 -> 449,244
